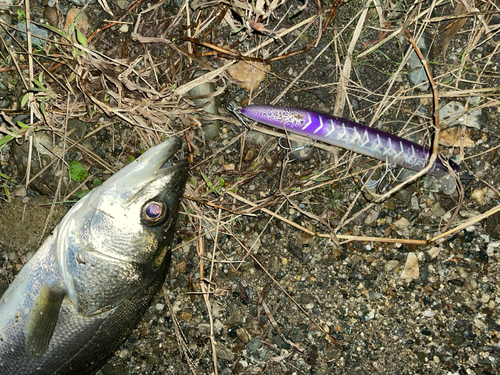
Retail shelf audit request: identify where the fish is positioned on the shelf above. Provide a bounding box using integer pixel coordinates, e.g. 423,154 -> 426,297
0,137 -> 188,375
238,105 -> 459,177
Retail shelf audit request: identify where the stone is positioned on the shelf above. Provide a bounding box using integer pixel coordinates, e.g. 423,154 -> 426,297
401,252 -> 419,282
11,132 -> 77,195
439,100 -> 482,130
16,22 -> 48,46
406,33 -> 431,91
393,217 -> 410,229
431,202 -> 446,217
215,342 -> 235,361
236,327 -> 251,344
189,71 -> 221,140
384,260 -> 399,272
364,210 -> 379,226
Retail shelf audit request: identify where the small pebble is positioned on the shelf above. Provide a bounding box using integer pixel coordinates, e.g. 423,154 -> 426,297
174,261 -> 186,273
215,342 -> 235,361
471,188 -> 488,205
297,232 -> 314,245
431,202 -> 446,217
401,252 -> 419,282
13,185 -> 27,197
236,327 -> 251,344
393,217 -> 410,229
180,311 -> 192,322
428,247 -> 440,258
364,210 -> 379,226
384,260 -> 399,272
422,310 -> 435,318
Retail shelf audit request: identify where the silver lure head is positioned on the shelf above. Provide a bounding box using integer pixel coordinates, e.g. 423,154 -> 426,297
57,137 -> 188,315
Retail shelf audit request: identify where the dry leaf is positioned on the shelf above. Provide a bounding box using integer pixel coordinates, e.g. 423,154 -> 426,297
227,61 -> 270,92
441,1 -> 468,57
255,0 -> 266,14
439,127 -> 475,148
64,8 -> 90,36
249,20 -> 275,36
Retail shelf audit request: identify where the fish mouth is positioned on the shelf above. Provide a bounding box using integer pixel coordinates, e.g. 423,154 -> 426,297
135,137 -> 187,174
159,158 -> 188,173
156,139 -> 189,180
140,137 -> 189,197
119,137 -> 189,183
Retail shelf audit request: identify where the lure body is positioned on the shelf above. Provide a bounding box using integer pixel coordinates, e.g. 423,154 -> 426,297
241,105 -> 459,177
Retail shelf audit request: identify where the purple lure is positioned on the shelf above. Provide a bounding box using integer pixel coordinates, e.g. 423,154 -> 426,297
241,105 -> 459,177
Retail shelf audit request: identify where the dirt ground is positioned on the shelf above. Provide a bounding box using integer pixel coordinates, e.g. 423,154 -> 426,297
1,1 -> 500,374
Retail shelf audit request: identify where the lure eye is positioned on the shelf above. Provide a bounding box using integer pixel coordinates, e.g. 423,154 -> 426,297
142,201 -> 168,226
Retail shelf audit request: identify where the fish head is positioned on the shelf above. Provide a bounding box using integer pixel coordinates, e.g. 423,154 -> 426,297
82,137 -> 188,265
57,137 -> 188,315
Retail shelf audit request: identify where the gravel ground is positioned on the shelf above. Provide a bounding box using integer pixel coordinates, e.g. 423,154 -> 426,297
1,1 -> 500,374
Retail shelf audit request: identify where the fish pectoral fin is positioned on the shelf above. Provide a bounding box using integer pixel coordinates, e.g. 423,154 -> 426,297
26,284 -> 65,357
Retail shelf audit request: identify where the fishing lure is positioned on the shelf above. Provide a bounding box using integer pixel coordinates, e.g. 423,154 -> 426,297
231,104 -> 459,177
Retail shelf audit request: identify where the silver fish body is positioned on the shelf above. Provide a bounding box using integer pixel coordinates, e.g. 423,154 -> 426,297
0,137 -> 188,374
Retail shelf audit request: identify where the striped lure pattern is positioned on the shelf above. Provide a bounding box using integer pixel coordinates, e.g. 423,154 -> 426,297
241,105 -> 459,177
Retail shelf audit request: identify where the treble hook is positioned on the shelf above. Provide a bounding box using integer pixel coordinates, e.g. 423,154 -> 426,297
277,136 -> 316,153
226,101 -> 251,134
361,163 -> 397,194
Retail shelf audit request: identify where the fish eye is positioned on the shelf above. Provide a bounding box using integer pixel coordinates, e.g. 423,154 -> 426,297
142,201 -> 168,226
